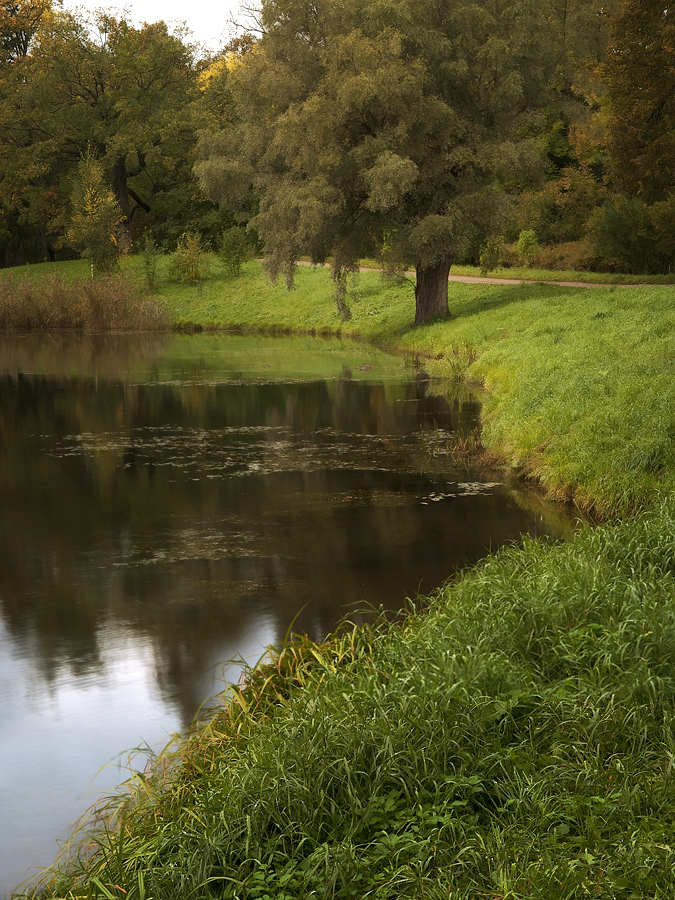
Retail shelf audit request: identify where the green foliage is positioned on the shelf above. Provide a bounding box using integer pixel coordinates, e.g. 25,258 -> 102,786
168,231 -> 211,285
514,167 -> 606,246
517,229 -> 540,266
0,8 -> 221,263
0,0 -> 50,65
479,238 -> 504,275
67,151 -> 125,275
604,0 -> 675,202
198,0 -> 560,324
589,195 -> 660,274
217,225 -> 248,276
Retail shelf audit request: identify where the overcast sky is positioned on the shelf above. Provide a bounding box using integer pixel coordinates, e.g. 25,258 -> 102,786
60,0 -> 253,51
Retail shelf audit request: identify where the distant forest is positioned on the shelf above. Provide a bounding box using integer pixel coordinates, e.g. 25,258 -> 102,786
1,0 -> 673,280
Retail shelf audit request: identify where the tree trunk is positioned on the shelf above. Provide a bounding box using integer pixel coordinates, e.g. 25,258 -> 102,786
414,257 -> 451,325
112,156 -> 133,249
38,222 -> 56,262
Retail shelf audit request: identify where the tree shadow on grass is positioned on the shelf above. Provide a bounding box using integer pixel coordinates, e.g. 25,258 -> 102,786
451,282 -> 574,320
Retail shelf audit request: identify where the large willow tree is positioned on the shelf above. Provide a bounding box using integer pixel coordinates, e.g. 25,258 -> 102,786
197,0 -> 557,324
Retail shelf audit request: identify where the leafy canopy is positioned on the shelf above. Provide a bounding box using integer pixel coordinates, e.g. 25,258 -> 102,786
197,0 -> 558,323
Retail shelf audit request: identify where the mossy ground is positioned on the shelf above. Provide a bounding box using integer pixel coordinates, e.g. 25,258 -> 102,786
11,254 -> 675,899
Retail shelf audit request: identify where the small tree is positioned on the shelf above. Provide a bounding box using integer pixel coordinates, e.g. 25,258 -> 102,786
479,238 -> 504,275
67,150 -> 125,276
141,233 -> 159,291
168,231 -> 211,285
517,229 -> 540,267
217,226 -> 248,276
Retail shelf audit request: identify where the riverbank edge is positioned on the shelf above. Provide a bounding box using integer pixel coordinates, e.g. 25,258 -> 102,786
14,259 -> 675,897
155,259 -> 675,520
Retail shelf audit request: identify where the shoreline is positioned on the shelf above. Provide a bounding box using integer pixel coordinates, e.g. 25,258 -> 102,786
10,259 -> 675,897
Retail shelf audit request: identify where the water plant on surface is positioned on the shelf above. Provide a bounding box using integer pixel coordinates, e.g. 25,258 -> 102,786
24,500 -> 675,899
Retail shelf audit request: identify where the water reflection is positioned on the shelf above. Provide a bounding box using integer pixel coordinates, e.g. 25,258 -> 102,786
0,334 -> 574,894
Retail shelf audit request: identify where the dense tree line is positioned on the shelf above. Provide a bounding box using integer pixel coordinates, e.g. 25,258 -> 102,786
0,0 -> 234,266
1,0 -> 675,321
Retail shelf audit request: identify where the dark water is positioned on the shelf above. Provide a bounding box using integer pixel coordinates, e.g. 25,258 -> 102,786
0,333 -> 576,893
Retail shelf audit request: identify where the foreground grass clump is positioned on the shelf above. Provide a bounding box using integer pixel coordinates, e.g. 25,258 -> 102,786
0,271 -> 166,331
30,500 -> 675,899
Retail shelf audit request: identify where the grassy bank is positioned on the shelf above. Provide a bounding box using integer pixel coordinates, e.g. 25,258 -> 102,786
30,500 -> 675,899
134,256 -> 675,520
10,256 -> 675,898
5,256 -> 675,517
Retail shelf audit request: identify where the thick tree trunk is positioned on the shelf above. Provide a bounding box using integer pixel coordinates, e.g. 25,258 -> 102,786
414,257 -> 451,326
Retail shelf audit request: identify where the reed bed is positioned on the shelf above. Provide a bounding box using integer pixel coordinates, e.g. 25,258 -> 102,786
25,499 -> 675,900
0,273 -> 167,332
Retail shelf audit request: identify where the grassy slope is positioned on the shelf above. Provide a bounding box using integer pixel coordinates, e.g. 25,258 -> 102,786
16,256 -> 675,899
143,256 -> 675,519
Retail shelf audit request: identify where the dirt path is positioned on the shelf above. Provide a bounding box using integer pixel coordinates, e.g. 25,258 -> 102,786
294,260 -> 645,289
446,273 -> 617,288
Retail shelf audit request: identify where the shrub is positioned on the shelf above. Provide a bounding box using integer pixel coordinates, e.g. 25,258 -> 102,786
517,229 -> 540,266
479,238 -> 504,275
514,167 -> 606,246
217,226 -> 249,276
589,195 -> 659,273
535,239 -> 599,272
168,232 -> 210,285
141,234 -> 159,292
67,151 -> 126,276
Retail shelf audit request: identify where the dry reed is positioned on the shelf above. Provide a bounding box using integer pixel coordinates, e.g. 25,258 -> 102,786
0,272 -> 167,332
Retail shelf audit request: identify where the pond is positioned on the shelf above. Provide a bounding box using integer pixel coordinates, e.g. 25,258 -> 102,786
0,333 -> 577,894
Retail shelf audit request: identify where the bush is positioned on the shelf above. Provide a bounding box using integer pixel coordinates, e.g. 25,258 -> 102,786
589,195 -> 659,274
217,226 -> 249,276
535,239 -> 599,272
514,167 -> 606,246
479,238 -> 504,275
141,234 -> 159,292
168,232 -> 210,285
517,229 -> 540,266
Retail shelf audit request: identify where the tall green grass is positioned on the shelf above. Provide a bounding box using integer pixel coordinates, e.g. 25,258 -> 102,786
10,256 -> 675,897
26,500 -> 675,899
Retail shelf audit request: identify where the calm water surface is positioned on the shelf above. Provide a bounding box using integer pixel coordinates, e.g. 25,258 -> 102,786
0,333 -> 576,893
